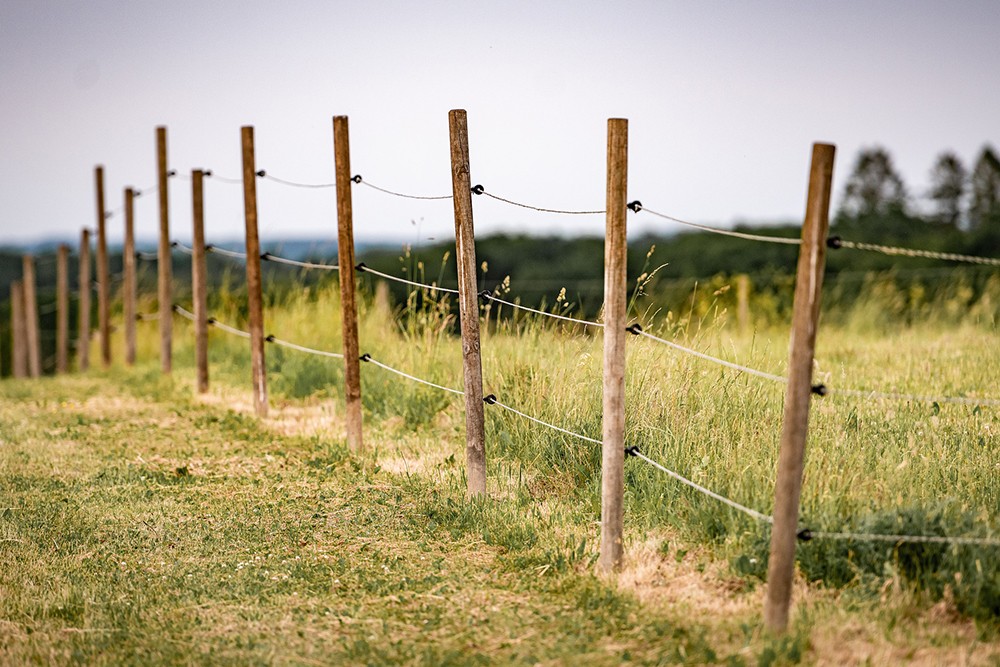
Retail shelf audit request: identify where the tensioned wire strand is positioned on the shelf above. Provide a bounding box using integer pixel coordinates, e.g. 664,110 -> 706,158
482,293 -> 603,328
834,238 -> 1000,267
267,336 -> 344,359
473,186 -> 604,215
356,264 -> 460,294
633,203 -> 802,245
361,354 -> 464,395
262,253 -> 339,271
352,175 -> 453,200
260,172 -> 335,189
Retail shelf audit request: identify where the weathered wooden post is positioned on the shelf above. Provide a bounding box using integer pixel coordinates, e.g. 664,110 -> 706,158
10,281 -> 27,378
333,116 -> 363,451
95,166 -> 111,368
157,127 -> 173,374
448,109 -> 487,497
241,126 -> 268,417
22,255 -> 42,377
123,187 -> 137,366
191,169 -> 210,393
56,244 -> 70,374
764,143 -> 836,634
599,118 -> 629,572
78,229 -> 91,371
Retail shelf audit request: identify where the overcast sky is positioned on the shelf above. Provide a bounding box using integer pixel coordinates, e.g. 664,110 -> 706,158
1,1 -> 998,248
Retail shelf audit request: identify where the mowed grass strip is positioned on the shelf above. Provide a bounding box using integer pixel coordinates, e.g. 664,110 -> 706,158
1,372 -> 731,666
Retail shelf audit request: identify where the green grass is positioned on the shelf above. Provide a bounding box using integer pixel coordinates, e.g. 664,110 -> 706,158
2,274 -> 1000,664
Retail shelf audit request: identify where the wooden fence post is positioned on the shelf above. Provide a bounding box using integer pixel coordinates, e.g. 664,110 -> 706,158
241,126 -> 268,417
78,229 -> 91,371
95,166 -> 111,368
333,116 -> 363,452
599,118 -> 629,572
191,169 -> 209,393
56,244 -> 70,374
11,281 -> 27,378
448,109 -> 487,497
157,126 -> 173,374
22,255 -> 42,377
764,142 -> 836,634
737,274 -> 751,333
123,187 -> 137,366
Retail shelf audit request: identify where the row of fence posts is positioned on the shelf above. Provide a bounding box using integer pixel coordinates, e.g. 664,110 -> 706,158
2,113 -> 834,635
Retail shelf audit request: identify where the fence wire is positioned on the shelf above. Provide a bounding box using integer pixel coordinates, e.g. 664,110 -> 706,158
266,335 -> 344,359
799,529 -> 1000,547
207,317 -> 251,339
356,263 -> 459,294
206,245 -> 248,260
360,354 -> 464,395
262,253 -> 339,271
352,175 -> 453,200
260,172 -> 335,189
481,293 -> 604,328
832,238 -> 1000,267
204,172 -> 243,185
632,203 -> 802,245
472,185 -> 604,215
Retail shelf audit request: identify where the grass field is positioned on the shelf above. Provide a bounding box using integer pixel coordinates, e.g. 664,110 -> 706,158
2,274 -> 999,665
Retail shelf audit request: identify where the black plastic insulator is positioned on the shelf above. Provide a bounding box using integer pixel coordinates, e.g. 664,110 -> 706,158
355,262 -> 368,272
471,184 -> 485,195
255,169 -> 266,177
205,244 -> 215,252
351,174 -> 362,184
265,335 -> 275,343
171,304 -> 179,312
811,384 -> 828,396
261,252 -> 271,261
826,235 -> 842,249
483,394 -> 497,405
796,528 -> 813,542
206,317 -> 217,325
478,290 -> 492,301
170,241 -> 178,247
204,169 -> 213,177
626,323 -> 643,335
134,251 -> 142,260
359,353 -> 371,362
624,445 -> 640,457
134,190 -> 142,198
168,169 -> 177,177
627,200 -> 642,213
134,314 -> 143,321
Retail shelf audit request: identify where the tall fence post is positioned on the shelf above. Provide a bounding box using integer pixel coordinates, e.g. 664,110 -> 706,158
157,126 -> 173,374
11,281 -> 27,378
123,187 -> 137,366
599,118 -> 629,572
56,244 -> 70,374
191,169 -> 209,393
95,166 -> 111,368
22,255 -> 42,378
333,116 -> 363,452
764,142 -> 836,634
241,126 -> 268,417
78,228 -> 91,371
448,109 -> 487,498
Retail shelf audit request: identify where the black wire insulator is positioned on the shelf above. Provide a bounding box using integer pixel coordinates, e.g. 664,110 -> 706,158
171,304 -> 179,312
351,174 -> 362,184
627,200 -> 642,213
359,353 -> 371,362
626,323 -> 643,335
811,384 -> 827,396
478,290 -> 492,301
134,190 -> 142,198
256,170 -> 266,177
471,184 -> 485,195
261,252 -> 272,261
206,317 -> 217,325
624,445 -> 640,457
796,528 -> 813,542
483,394 -> 497,405
355,262 -> 368,272
204,169 -> 213,177
205,244 -> 215,252
170,241 -> 178,247
265,334 -> 275,343
168,169 -> 177,177
826,235 -> 842,249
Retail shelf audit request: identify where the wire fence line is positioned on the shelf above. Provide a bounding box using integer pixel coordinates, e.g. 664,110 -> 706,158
483,394 -> 602,445
798,529 -> 1000,547
352,175 -> 453,200
360,353 -> 465,395
206,316 -> 251,339
829,237 -> 1000,267
206,245 -> 248,259
266,335 -> 344,359
260,171 -> 335,189
261,253 -> 339,271
481,292 -> 604,328
355,263 -> 460,294
204,172 -> 243,185
631,202 -> 803,245
472,185 -> 604,215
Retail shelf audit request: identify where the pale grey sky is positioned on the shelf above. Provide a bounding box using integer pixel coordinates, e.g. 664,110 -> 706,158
1,0 -> 998,247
